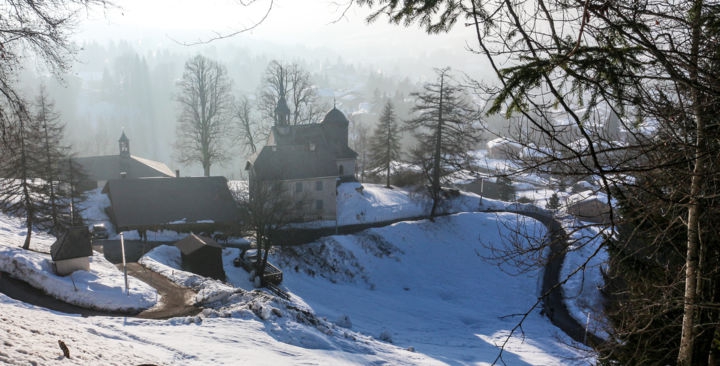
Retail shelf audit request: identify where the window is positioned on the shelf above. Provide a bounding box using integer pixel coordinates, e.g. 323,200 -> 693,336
338,165 -> 344,176
295,182 -> 303,193
315,200 -> 324,210
315,180 -> 323,191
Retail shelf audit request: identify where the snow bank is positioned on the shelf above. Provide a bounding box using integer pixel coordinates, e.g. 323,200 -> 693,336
0,245 -> 156,312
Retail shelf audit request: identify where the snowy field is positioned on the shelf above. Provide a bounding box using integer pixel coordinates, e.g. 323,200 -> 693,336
0,182 -> 603,365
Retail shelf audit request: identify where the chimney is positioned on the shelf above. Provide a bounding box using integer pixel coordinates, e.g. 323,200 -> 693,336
175,169 -> 180,178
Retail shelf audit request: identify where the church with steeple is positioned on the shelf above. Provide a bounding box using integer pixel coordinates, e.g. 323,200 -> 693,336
246,94 -> 358,222
73,131 -> 175,191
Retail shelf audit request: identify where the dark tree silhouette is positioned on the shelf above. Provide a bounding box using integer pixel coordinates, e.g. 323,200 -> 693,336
239,180 -> 293,286
405,67 -> 483,218
174,55 -> 234,177
233,95 -> 265,158
33,87 -> 75,233
258,60 -> 322,126
368,100 -> 401,188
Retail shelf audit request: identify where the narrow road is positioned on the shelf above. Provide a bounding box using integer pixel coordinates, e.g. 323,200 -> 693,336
0,259 -> 199,319
122,263 -> 200,319
517,210 -> 603,347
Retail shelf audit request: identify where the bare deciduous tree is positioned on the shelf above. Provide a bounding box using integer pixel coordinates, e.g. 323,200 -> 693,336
258,60 -> 322,126
175,55 -> 234,177
240,179 -> 293,286
233,95 -> 266,158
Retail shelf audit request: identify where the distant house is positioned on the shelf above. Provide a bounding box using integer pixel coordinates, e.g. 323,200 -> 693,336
487,137 -> 523,160
102,176 -> 240,234
74,131 -> 175,191
246,95 -> 357,222
50,226 -> 93,276
174,233 -> 226,280
565,190 -> 615,224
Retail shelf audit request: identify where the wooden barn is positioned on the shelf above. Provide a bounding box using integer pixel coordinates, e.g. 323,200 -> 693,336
174,233 -> 226,281
102,176 -> 241,235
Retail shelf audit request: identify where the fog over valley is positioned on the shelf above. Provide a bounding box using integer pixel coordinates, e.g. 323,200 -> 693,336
20,0 -> 494,178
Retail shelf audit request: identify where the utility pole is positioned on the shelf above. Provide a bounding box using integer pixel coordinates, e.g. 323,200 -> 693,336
120,232 -> 128,296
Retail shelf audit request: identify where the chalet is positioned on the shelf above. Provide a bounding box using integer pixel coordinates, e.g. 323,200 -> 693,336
102,176 -> 240,234
74,131 -> 175,191
50,226 -> 93,276
246,95 -> 357,222
174,233 -> 226,281
565,190 -> 615,224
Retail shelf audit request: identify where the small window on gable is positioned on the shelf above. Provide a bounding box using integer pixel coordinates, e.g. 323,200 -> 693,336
316,180 -> 323,191
295,182 -> 303,193
315,200 -> 324,210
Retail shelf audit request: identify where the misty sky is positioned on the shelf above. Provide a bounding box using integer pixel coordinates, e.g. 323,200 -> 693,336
75,0 -> 490,79
46,0 -> 497,177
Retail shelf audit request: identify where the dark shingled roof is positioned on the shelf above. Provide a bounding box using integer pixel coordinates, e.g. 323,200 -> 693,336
248,107 -> 357,180
250,145 -> 338,181
51,226 -> 93,261
103,176 -> 239,231
321,107 -> 350,126
74,155 -> 175,182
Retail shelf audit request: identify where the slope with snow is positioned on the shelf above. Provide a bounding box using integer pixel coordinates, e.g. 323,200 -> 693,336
0,183 -> 602,364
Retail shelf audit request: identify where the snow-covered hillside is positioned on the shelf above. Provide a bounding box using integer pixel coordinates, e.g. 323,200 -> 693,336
0,183 -> 603,365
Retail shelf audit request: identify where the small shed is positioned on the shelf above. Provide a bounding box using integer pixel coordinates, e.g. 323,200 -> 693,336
50,226 -> 93,276
174,233 -> 226,281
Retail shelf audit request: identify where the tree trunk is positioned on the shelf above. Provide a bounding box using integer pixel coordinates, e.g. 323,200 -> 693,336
430,72 -> 444,219
678,2 -> 705,364
385,127 -> 391,188
23,207 -> 33,250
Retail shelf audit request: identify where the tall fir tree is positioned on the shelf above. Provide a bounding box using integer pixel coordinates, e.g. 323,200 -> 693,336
405,68 -> 483,218
0,101 -> 43,249
33,87 -> 76,233
368,100 -> 401,188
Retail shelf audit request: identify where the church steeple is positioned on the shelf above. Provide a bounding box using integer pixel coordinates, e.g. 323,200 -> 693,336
118,130 -> 130,158
274,92 -> 290,126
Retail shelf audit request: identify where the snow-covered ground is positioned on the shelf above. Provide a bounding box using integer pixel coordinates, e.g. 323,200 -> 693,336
0,213 -> 157,312
0,182 -> 602,365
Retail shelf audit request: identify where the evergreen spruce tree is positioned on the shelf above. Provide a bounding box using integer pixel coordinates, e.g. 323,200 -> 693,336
0,101 -> 43,249
368,100 -> 401,188
33,87 -> 76,233
497,176 -> 514,202
545,192 -> 560,211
